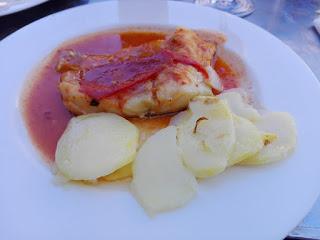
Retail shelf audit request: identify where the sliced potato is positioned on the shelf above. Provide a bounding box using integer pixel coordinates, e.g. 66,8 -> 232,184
55,113 -> 139,180
240,112 -> 297,165
131,126 -> 197,214
228,115 -> 263,166
177,96 -> 235,178
218,91 -> 260,122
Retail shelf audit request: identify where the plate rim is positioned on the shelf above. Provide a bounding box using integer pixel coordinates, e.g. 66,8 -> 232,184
1,1 -> 320,239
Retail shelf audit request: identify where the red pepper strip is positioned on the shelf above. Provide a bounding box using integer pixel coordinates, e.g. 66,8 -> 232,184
79,50 -> 209,100
80,50 -> 173,99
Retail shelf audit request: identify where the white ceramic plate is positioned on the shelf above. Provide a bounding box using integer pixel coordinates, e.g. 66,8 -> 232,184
1,1 -> 320,239
0,0 -> 49,16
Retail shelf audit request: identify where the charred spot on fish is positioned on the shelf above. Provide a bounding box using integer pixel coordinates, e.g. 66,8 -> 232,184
90,99 -> 100,106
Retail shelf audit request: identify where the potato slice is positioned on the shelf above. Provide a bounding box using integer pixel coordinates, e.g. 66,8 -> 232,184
177,96 -> 235,178
240,112 -> 297,165
55,113 -> 139,180
131,126 -> 197,214
228,115 -> 263,166
218,91 -> 260,122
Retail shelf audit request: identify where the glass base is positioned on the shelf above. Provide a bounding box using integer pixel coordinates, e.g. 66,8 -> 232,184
194,0 -> 255,18
215,0 -> 254,17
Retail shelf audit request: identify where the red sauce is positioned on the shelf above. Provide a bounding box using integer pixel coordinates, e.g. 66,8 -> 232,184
22,30 -> 239,162
23,63 -> 72,162
214,57 -> 239,89
79,50 -> 209,99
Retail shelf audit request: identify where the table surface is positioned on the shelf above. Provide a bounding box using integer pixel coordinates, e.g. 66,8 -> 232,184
1,0 -> 320,239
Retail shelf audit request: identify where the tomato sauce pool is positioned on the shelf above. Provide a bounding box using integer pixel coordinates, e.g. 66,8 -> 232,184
22,30 -> 240,162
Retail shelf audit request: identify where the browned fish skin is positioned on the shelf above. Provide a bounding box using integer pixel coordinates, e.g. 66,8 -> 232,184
57,28 -> 222,117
